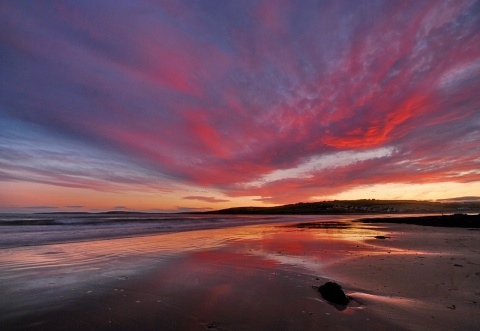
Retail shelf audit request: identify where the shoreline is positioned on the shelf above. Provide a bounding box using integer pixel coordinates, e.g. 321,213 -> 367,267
357,213 -> 480,228
1,216 -> 479,330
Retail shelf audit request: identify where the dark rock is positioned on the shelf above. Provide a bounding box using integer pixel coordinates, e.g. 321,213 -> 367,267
375,235 -> 390,239
318,282 -> 350,305
360,214 -> 480,228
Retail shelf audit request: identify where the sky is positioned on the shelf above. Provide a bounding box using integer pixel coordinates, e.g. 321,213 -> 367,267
1,0 -> 480,213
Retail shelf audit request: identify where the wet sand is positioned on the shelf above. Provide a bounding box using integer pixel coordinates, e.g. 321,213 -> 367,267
1,217 -> 479,330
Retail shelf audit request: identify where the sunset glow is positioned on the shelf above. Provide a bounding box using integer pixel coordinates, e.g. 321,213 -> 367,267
1,1 -> 479,212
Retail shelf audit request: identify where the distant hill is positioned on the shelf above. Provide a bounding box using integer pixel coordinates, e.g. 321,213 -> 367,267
36,211 -> 146,215
203,199 -> 480,215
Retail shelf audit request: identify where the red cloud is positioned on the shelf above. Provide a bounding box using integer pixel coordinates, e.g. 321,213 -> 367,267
1,1 -> 479,206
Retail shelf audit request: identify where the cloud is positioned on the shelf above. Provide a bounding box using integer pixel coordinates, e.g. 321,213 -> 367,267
437,196 -> 480,203
183,196 -> 230,203
246,147 -> 395,187
0,119 -> 177,193
0,1 -> 479,206
153,206 -> 213,213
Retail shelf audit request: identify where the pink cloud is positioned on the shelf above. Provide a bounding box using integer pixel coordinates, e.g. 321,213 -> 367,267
1,1 -> 479,206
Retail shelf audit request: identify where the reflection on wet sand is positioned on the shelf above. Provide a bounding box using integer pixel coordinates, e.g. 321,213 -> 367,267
1,217 -> 479,330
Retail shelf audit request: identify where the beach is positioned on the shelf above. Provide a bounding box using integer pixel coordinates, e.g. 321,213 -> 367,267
1,215 -> 479,330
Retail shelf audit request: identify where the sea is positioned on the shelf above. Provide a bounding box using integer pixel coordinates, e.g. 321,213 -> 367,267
0,212 -> 361,322
0,212 -> 342,248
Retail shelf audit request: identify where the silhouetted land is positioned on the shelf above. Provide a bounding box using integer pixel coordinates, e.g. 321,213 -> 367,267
204,199 -> 480,215
35,211 -> 145,215
357,214 -> 480,228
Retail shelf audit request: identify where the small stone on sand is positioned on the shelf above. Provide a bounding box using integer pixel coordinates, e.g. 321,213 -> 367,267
318,281 -> 350,305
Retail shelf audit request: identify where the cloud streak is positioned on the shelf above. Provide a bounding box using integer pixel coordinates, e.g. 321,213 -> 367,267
1,0 -> 479,208
183,196 -> 230,203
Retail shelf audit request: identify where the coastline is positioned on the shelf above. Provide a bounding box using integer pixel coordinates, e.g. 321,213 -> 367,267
357,213 -> 480,228
1,215 -> 479,330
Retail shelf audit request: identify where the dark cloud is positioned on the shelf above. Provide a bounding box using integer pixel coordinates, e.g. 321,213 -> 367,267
173,206 -> 213,213
437,196 -> 480,202
147,206 -> 213,213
